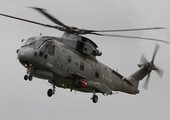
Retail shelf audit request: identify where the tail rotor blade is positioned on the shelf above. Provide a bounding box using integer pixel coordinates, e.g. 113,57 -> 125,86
151,43 -> 160,63
143,74 -> 150,90
155,67 -> 164,78
140,54 -> 148,63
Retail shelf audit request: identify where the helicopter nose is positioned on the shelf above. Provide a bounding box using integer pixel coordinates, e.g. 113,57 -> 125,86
18,47 -> 34,62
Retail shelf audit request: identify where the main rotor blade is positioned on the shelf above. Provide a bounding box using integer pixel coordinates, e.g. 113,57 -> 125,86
151,43 -> 160,63
143,74 -> 150,90
30,7 -> 70,29
89,33 -> 170,44
0,13 -> 59,29
87,27 -> 165,33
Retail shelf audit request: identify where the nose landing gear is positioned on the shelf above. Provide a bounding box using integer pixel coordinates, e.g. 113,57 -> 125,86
24,67 -> 33,81
24,74 -> 33,81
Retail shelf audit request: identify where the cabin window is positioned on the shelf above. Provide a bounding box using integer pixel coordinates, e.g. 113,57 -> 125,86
80,61 -> 85,71
95,69 -> 100,78
68,55 -> 72,63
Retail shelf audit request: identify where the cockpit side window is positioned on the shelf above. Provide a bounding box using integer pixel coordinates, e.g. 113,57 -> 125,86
39,42 -> 49,53
39,40 -> 55,56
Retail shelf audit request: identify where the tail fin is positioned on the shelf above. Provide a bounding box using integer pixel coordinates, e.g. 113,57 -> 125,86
127,67 -> 151,91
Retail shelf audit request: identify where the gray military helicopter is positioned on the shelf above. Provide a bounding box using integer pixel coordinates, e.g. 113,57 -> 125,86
0,7 -> 168,103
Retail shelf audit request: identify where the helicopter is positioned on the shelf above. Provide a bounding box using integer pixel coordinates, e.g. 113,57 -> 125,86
0,7 -> 169,103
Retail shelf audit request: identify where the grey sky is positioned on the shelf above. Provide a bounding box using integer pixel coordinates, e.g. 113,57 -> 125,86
0,0 -> 170,120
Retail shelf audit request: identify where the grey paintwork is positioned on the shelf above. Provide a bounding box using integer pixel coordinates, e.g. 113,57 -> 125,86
17,33 -> 153,103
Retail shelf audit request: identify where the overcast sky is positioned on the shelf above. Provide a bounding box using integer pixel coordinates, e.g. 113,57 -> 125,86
0,0 -> 170,120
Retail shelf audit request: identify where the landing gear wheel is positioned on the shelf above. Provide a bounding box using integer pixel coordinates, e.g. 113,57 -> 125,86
24,75 -> 28,80
28,75 -> 33,81
92,95 -> 98,103
47,89 -> 53,97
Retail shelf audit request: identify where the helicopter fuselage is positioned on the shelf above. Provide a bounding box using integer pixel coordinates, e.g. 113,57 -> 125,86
17,34 -> 139,96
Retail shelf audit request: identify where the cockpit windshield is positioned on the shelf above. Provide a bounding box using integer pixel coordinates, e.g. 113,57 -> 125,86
34,41 -> 44,48
24,39 -> 35,46
24,38 -> 44,49
23,37 -> 55,55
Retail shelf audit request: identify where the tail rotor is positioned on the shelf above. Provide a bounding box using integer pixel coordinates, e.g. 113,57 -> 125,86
138,44 -> 164,90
